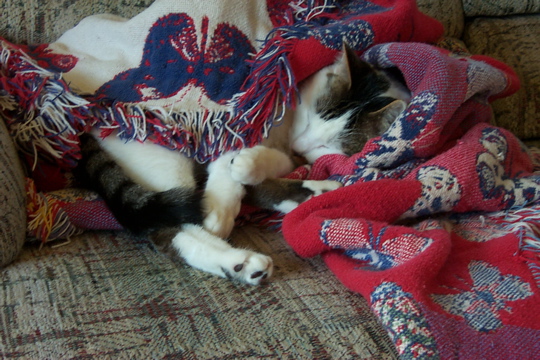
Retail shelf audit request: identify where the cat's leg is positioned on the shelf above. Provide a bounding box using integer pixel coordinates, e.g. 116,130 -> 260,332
230,145 -> 294,185
94,129 -> 196,192
244,178 -> 342,213
154,225 -> 273,285
202,151 -> 245,238
80,132 -> 203,233
231,145 -> 342,213
91,133 -> 272,284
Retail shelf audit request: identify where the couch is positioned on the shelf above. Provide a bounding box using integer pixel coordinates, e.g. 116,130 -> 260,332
0,0 -> 538,358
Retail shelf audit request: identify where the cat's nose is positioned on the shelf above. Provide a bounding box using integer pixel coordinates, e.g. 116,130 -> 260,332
291,136 -> 313,155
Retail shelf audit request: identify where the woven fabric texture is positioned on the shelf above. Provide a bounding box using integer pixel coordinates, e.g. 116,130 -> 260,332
0,120 -> 26,267
417,0 -> 464,38
1,1 -> 539,358
0,0 -> 154,44
463,0 -> 540,17
464,15 -> 540,140
1,0 -> 464,44
0,226 -> 398,359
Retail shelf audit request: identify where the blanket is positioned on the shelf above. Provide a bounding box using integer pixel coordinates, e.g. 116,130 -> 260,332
281,41 -> 540,359
1,0 -> 539,359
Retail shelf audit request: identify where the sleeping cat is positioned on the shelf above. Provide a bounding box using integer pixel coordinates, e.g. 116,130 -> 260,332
76,45 -> 410,285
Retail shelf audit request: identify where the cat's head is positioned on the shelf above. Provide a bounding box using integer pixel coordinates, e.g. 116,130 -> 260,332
290,44 -> 409,163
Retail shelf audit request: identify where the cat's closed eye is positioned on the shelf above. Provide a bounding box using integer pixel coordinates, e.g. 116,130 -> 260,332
291,43 -> 410,161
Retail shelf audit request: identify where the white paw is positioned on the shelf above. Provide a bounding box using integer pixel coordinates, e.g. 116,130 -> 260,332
302,180 -> 342,196
203,195 -> 242,238
221,249 -> 273,285
230,147 -> 267,185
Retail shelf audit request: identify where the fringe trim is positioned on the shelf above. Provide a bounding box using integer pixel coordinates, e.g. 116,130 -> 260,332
90,103 -> 248,163
290,0 -> 340,22
0,39 -> 89,169
25,178 -> 83,243
1,38 -> 266,166
492,206 -> 540,254
491,204 -> 540,287
230,0 -> 338,142
2,2 -> 340,167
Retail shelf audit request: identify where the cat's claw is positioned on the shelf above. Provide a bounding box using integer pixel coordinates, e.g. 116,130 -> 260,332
222,250 -> 273,285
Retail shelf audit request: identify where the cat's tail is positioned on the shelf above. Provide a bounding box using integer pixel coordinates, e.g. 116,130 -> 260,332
75,133 -> 203,234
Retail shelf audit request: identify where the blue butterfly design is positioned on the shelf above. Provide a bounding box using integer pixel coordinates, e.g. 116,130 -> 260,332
432,261 -> 533,332
320,220 -> 432,270
94,13 -> 255,104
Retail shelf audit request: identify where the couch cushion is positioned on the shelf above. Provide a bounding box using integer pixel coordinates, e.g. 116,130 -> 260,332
0,0 -> 154,44
464,15 -> 540,140
417,0 -> 464,38
0,226 -> 398,358
463,0 -> 540,17
0,119 -> 26,267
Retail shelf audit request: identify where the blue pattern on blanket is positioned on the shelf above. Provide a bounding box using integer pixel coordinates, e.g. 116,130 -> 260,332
95,13 -> 255,104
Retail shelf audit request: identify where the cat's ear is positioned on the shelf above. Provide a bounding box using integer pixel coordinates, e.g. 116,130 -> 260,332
327,43 -> 354,91
371,99 -> 407,132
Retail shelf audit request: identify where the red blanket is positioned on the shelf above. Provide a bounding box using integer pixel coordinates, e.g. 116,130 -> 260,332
281,43 -> 540,359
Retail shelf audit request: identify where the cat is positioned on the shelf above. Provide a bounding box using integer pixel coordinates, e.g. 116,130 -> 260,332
231,44 -> 410,212
75,44 -> 410,285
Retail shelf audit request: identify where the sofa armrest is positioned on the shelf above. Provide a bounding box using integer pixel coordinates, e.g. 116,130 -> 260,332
0,118 -> 27,267
463,14 -> 540,140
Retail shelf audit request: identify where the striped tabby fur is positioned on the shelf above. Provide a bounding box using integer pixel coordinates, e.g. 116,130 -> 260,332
77,133 -> 203,234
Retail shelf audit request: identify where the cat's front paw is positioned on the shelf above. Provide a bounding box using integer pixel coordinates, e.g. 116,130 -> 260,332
230,146 -> 267,185
222,250 -> 273,286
